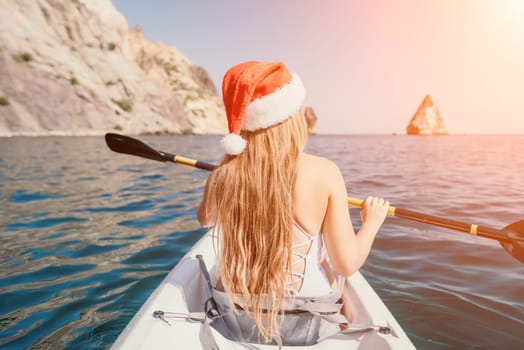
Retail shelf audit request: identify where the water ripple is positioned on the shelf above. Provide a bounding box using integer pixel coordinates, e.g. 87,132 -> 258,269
7,217 -> 88,231
9,190 -> 65,203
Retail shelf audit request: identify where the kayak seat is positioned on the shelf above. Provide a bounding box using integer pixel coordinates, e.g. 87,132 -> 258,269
196,254 -> 349,347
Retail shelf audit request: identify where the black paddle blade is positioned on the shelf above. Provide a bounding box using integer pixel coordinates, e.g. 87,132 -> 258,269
501,220 -> 524,263
105,133 -> 168,162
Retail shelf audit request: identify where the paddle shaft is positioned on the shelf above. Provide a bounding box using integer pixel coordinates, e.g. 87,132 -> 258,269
177,153 -> 512,244
162,151 -> 217,171
347,198 -> 512,243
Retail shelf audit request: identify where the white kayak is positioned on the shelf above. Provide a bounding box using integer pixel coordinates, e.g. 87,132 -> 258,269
112,231 -> 416,349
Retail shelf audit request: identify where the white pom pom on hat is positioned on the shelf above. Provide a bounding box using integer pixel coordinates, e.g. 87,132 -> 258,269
221,133 -> 247,155
220,61 -> 306,155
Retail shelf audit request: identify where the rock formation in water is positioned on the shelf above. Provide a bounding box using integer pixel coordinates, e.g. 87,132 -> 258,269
0,0 -> 227,136
406,95 -> 447,135
303,106 -> 318,135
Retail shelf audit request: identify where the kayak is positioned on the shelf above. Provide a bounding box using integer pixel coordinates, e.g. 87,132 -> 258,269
111,231 -> 416,349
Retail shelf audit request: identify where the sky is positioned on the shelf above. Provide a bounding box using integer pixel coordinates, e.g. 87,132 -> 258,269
113,0 -> 524,134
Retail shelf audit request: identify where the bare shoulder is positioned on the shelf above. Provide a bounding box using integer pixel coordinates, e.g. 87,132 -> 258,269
294,154 -> 343,231
299,153 -> 342,177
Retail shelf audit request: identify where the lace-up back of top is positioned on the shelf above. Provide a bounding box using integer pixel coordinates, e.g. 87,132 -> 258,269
285,222 -> 332,296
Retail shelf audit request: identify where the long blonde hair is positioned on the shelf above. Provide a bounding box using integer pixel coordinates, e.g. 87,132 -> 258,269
207,111 -> 308,342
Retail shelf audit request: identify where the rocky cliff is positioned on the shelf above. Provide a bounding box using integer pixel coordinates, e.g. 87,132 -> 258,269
406,95 -> 447,135
0,0 -> 227,136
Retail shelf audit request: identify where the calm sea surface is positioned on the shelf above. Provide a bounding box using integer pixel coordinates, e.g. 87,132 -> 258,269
1,135 -> 523,349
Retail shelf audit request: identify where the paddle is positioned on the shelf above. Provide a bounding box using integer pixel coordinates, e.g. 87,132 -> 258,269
105,133 -> 524,264
105,133 -> 216,171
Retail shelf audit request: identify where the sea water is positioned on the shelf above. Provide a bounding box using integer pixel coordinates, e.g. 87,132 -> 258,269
0,135 -> 523,349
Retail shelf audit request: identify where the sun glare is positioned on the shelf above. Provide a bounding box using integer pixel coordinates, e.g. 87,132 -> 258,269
504,0 -> 524,17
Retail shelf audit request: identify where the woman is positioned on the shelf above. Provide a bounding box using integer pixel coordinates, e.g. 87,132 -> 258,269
198,61 -> 389,343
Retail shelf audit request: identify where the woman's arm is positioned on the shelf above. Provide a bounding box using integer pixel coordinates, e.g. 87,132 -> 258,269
321,160 -> 389,277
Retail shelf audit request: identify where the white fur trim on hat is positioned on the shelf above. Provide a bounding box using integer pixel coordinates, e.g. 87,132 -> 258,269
221,133 -> 247,155
243,73 -> 306,131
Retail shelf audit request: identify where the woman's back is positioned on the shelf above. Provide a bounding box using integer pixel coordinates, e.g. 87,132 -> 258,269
294,153 -> 331,235
288,153 -> 333,295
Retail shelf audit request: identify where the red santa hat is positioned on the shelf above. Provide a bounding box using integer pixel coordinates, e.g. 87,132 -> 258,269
221,61 -> 306,155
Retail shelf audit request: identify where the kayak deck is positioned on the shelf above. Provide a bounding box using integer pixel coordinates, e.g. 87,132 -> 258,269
112,232 -> 415,349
